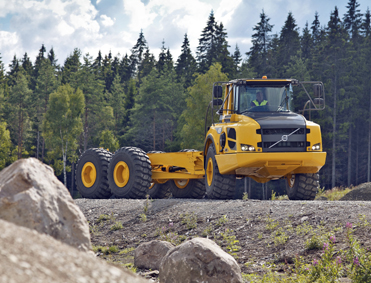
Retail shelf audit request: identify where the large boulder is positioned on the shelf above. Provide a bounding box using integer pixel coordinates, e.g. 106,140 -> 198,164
0,158 -> 90,251
134,240 -> 174,270
340,183 -> 371,201
0,218 -> 147,283
159,237 -> 243,283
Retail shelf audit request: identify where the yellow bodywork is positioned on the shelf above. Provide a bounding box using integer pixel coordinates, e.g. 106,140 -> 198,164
147,78 -> 326,184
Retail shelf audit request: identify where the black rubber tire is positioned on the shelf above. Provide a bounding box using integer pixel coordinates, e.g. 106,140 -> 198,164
164,178 -> 205,198
286,173 -> 319,200
205,144 -> 235,199
75,148 -> 112,199
148,182 -> 172,199
146,151 -> 172,199
108,147 -> 152,198
162,148 -> 205,199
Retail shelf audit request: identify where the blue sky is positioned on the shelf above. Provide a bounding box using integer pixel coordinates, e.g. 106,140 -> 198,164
0,0 -> 369,70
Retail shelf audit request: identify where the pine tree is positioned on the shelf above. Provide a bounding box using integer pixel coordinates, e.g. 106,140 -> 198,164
77,53 -> 105,150
7,55 -> 20,87
139,48 -> 156,81
33,58 -> 58,160
247,10 -> 274,77
119,54 -> 132,83
301,22 -> 312,61
21,53 -> 33,82
324,6 -> 349,188
175,34 -> 197,89
32,44 -> 47,90
277,12 -> 301,76
215,22 -> 234,76
130,30 -> 148,77
311,11 -> 321,46
157,40 -> 167,73
109,73 -> 125,134
197,11 -> 217,73
8,69 -> 32,159
343,0 -> 363,41
61,48 -> 81,88
361,7 -> 371,37
232,44 -> 242,78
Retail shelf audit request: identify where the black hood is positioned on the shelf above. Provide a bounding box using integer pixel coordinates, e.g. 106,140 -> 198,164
244,112 -> 306,129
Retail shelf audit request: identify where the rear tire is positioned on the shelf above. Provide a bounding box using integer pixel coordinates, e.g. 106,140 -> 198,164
108,147 -> 151,198
205,144 -> 235,199
164,179 -> 205,199
75,148 -> 112,199
148,182 -> 172,199
286,173 -> 318,200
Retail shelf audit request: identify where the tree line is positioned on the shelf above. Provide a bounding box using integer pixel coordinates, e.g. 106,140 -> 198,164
0,0 -> 370,191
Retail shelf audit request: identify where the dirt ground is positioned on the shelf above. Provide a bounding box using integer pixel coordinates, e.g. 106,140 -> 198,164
75,198 -> 371,281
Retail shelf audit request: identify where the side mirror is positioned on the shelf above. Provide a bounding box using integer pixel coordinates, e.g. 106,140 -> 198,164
313,84 -> 322,98
213,86 -> 222,98
213,99 -> 223,106
314,98 -> 324,107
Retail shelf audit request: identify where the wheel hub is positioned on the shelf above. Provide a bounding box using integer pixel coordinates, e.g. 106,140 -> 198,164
206,158 -> 213,186
174,179 -> 189,189
114,161 -> 130,187
81,162 -> 97,188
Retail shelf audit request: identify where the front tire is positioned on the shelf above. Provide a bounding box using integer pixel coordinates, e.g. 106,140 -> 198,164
205,144 -> 235,199
108,147 -> 152,198
286,173 -> 319,200
75,148 -> 112,199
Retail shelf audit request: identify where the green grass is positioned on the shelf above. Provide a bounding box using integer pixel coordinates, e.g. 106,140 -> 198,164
315,186 -> 352,200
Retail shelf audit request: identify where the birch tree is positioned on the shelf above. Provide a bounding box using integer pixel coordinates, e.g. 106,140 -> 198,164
43,84 -> 84,186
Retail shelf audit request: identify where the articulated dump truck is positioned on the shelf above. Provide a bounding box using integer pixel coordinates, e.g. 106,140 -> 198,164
76,77 -> 326,200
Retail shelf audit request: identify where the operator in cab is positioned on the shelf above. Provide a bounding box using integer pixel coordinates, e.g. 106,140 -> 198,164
251,90 -> 268,106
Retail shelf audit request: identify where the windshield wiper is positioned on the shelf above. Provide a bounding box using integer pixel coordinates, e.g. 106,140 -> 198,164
277,92 -> 289,112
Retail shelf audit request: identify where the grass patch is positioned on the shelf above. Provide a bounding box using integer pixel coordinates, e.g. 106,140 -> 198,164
315,186 -> 352,200
96,213 -> 115,223
110,221 -> 123,231
92,245 -> 119,255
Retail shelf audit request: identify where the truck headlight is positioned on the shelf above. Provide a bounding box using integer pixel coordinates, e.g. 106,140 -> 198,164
311,143 -> 321,151
241,144 -> 255,152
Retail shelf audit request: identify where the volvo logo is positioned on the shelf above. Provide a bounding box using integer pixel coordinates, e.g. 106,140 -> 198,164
269,128 -> 301,148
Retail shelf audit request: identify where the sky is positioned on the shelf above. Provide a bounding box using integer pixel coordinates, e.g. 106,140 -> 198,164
0,0 -> 370,70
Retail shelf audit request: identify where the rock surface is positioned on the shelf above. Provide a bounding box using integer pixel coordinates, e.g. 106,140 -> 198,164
0,158 -> 91,251
340,183 -> 371,201
134,240 -> 174,270
159,237 -> 243,283
0,218 -> 147,283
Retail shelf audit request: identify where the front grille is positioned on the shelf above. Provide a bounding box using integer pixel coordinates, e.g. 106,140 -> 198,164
262,128 -> 305,135
258,127 -> 307,152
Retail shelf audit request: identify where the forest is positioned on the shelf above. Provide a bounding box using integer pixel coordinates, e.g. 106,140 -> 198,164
0,0 -> 370,192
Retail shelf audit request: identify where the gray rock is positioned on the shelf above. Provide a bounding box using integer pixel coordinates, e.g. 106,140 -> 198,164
0,158 -> 91,251
340,183 -> 371,201
0,218 -> 147,283
134,240 -> 174,270
159,237 -> 243,283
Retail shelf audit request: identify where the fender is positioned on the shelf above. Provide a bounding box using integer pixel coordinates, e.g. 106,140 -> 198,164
203,134 -> 216,167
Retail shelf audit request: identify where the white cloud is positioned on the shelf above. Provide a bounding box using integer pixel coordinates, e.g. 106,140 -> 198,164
100,15 -> 115,27
123,0 -> 157,30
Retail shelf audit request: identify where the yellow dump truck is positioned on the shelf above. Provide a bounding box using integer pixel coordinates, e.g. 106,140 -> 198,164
75,77 -> 326,200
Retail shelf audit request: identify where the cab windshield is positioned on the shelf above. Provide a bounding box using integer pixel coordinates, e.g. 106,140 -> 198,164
234,84 -> 293,113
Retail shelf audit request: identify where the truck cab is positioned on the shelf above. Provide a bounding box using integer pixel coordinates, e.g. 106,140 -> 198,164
204,78 -> 327,200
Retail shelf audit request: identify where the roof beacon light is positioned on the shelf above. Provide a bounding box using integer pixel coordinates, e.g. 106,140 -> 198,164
262,76 -> 267,79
